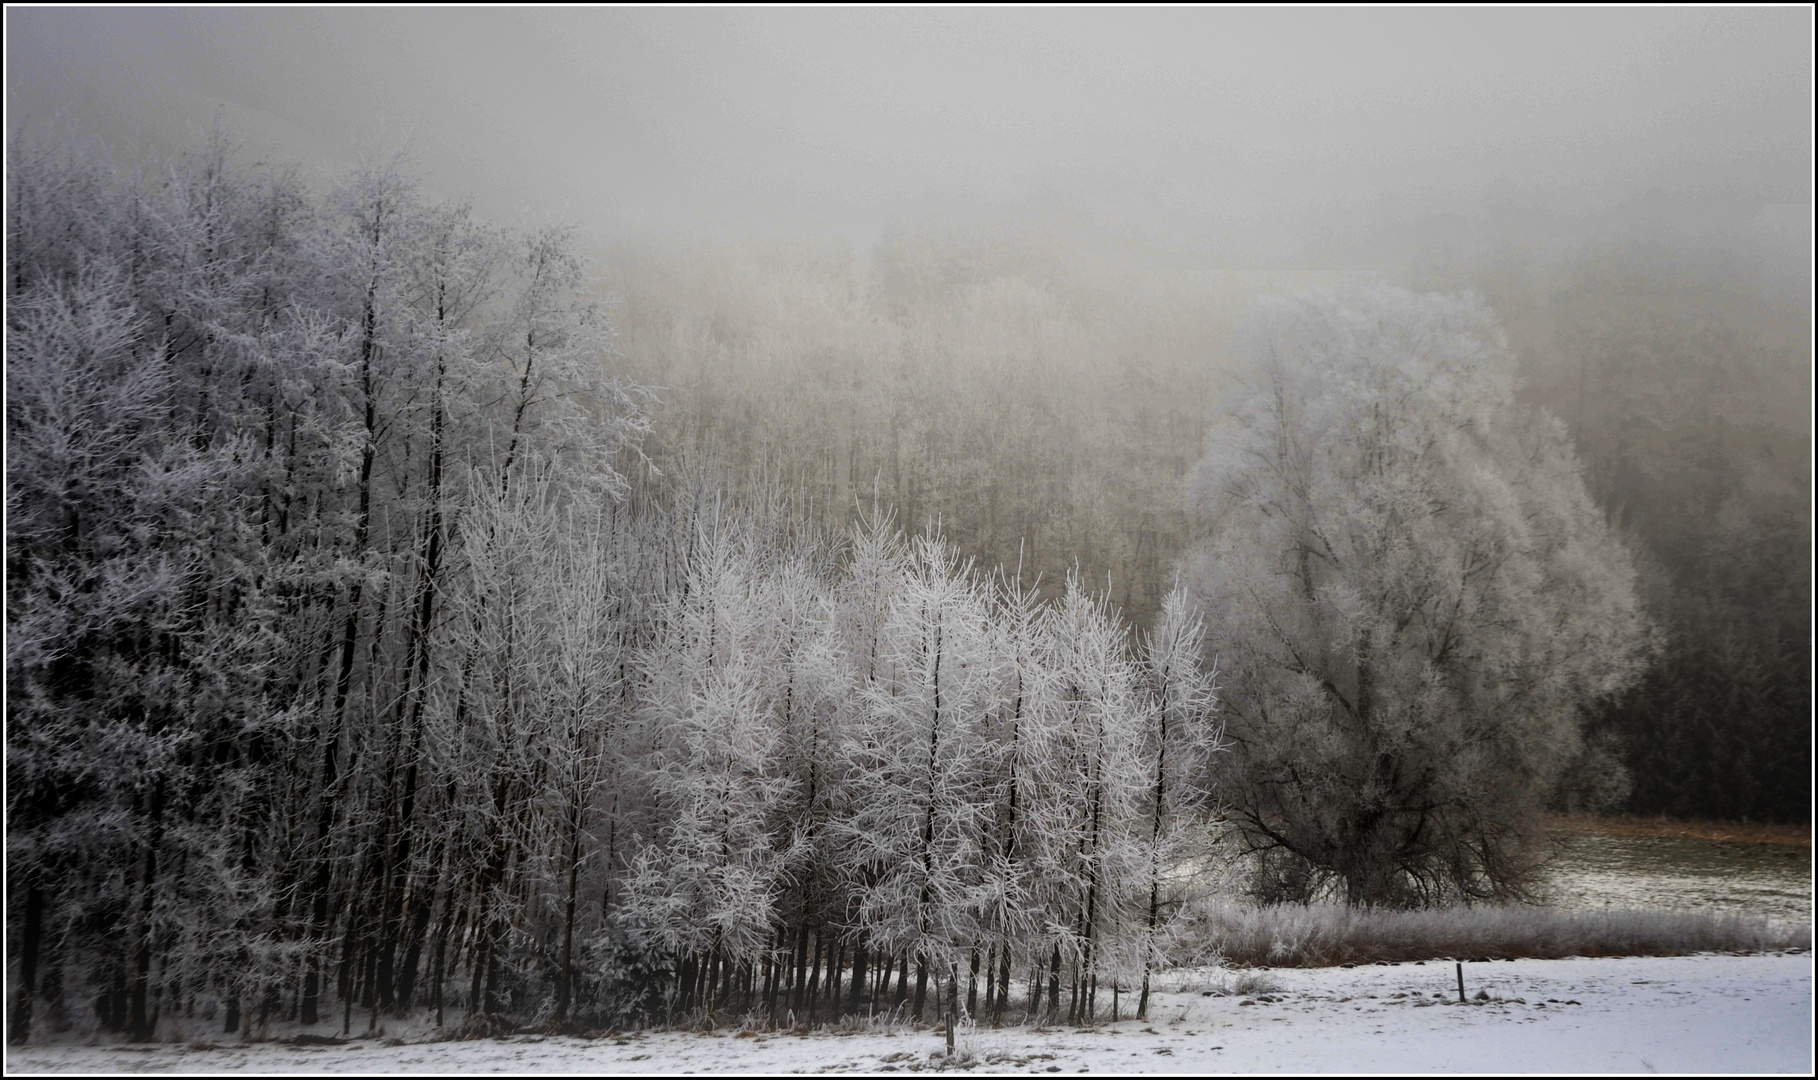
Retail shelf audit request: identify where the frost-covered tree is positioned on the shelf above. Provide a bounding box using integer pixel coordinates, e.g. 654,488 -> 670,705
973,569 -> 1056,1026
627,519 -> 792,1020
761,548 -> 852,1023
1036,578 -> 1149,1023
1133,587 -> 1221,1017
838,537 -> 996,1023
8,126 -> 1237,1043
5,130 -> 314,1042
1184,287 -> 1654,907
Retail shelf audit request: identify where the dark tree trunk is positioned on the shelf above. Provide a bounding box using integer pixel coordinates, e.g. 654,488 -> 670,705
431,892 -> 457,1027
966,945 -> 979,1017
944,963 -> 958,1056
995,943 -> 1011,1028
554,824 -> 582,1027
1046,945 -> 1061,1019
762,947 -> 775,1023
8,885 -> 43,1045
846,941 -> 867,1016
983,942 -> 997,1022
791,923 -> 810,1013
469,933 -> 488,1019
103,969 -> 127,1034
801,932 -> 818,1020
128,781 -> 167,1042
395,890 -> 435,1013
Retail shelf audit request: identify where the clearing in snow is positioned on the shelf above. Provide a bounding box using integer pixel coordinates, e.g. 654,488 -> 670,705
7,952 -> 1811,1074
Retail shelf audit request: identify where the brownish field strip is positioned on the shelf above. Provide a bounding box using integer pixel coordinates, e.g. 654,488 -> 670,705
1550,814 -> 1811,847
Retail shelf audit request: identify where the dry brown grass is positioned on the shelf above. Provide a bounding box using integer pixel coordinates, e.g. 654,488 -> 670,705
1175,899 -> 1811,968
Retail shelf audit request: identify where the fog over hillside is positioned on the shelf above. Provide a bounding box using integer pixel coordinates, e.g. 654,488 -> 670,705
9,8 -> 1810,264
3,5 -> 1810,1053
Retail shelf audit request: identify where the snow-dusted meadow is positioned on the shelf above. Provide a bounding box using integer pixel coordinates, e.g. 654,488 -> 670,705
8,952 -> 1810,1074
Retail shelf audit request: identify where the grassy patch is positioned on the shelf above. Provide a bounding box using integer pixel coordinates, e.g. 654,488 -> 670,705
1176,899 -> 1812,968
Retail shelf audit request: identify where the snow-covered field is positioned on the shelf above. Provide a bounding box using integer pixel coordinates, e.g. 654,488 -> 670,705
8,952 -> 1811,1074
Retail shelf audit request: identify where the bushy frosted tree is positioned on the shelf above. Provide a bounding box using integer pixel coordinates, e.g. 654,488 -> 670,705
1184,287 -> 1653,907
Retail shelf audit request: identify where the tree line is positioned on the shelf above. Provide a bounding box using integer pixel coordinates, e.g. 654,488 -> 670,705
5,132 -> 1220,1042
5,126 -> 1783,1046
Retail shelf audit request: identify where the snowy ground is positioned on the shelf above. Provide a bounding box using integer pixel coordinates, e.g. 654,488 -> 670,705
8,952 -> 1811,1075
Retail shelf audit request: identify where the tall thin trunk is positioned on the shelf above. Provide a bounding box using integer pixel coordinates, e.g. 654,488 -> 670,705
791,923 -> 810,1012
8,885 -> 42,1044
846,940 -> 867,1017
762,943 -> 777,1023
805,930 -> 822,1021
1046,944 -> 1061,1019
376,373 -> 447,1014
394,887 -> 435,1013
966,945 -> 980,1017
554,804 -> 583,1027
912,614 -> 943,1027
1139,672 -> 1170,1020
944,962 -> 958,1056
127,780 -> 167,1042
430,834 -> 460,1027
826,940 -> 843,1023
304,236 -> 383,1026
995,942 -> 1012,1028
983,942 -> 997,1022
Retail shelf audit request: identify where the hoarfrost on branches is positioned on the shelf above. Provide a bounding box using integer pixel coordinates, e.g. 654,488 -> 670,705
1183,287 -> 1655,908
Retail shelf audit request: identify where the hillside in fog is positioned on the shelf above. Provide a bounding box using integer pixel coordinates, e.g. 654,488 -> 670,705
5,6 -> 1809,1056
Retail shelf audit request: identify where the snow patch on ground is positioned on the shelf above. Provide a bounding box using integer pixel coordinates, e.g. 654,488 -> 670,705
8,952 -> 1811,1074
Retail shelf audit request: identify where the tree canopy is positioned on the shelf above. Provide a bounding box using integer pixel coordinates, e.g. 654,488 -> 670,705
1184,287 -> 1654,907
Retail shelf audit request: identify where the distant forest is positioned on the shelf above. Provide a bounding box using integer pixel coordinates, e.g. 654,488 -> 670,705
600,201 -> 1811,826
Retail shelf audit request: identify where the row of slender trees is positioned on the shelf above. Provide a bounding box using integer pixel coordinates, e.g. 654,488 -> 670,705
616,522 -> 1221,1033
6,131 -> 1219,1042
598,222 -> 1229,632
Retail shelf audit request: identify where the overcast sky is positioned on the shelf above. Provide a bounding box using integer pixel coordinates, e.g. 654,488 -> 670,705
7,7 -> 1811,267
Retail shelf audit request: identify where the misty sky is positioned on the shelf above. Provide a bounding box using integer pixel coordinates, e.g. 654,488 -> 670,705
6,7 -> 1812,267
